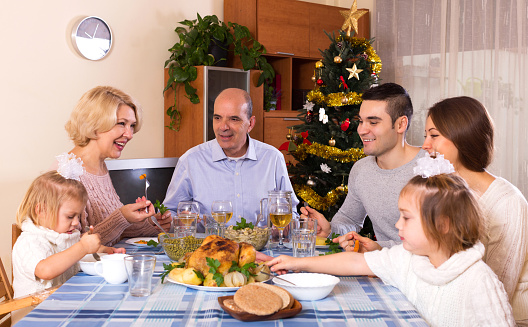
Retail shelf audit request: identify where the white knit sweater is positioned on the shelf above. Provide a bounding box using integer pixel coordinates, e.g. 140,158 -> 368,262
364,243 -> 515,327
12,219 -> 80,298
479,177 -> 528,324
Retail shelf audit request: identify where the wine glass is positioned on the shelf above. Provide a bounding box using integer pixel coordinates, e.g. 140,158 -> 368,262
175,201 -> 199,237
269,197 -> 293,249
211,200 -> 233,237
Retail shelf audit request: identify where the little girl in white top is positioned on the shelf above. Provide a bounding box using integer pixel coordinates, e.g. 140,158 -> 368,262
12,153 -> 125,298
268,154 -> 515,326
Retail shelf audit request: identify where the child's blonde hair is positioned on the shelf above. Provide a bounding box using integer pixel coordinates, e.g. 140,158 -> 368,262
400,174 -> 484,256
16,171 -> 88,229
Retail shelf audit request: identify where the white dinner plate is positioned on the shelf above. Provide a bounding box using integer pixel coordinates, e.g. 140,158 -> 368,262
125,237 -> 158,247
165,275 -> 271,292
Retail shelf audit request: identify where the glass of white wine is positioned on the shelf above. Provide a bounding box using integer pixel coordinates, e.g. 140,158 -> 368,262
268,191 -> 293,249
211,200 -> 233,238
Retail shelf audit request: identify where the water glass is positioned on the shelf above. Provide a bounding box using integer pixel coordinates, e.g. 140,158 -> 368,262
174,214 -> 198,238
202,214 -> 219,236
124,255 -> 156,297
291,218 -> 317,258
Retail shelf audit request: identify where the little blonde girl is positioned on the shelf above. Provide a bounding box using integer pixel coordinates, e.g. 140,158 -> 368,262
268,162 -> 514,326
13,154 -> 124,299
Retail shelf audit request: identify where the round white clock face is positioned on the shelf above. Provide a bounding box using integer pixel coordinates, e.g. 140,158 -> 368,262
72,16 -> 112,60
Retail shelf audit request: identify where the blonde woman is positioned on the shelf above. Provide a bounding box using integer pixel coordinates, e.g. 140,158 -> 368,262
63,86 -> 171,245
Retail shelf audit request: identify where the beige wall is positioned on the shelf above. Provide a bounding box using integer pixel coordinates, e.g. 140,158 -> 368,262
0,0 -> 367,277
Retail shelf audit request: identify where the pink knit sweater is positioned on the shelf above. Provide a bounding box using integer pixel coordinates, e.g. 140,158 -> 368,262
80,169 -> 158,246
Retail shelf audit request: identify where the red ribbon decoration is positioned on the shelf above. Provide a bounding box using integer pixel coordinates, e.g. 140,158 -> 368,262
340,76 -> 349,89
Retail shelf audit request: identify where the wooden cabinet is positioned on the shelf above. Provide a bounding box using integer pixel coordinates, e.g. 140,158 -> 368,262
224,0 -> 369,153
164,66 -> 263,157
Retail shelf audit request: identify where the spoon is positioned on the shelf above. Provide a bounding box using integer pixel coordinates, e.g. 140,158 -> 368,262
258,271 -> 296,286
84,226 -> 101,261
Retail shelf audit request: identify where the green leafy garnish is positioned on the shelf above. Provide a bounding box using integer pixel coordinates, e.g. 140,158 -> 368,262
160,262 -> 185,283
229,261 -> 257,279
147,239 -> 159,247
320,233 -> 343,255
154,200 -> 169,214
194,269 -> 205,281
232,217 -> 254,231
206,257 -> 224,286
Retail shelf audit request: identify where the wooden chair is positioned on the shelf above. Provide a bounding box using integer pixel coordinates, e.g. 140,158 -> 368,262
0,224 -> 59,321
12,224 -> 21,250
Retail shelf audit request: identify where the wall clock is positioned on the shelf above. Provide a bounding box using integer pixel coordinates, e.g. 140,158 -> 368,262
71,16 -> 112,60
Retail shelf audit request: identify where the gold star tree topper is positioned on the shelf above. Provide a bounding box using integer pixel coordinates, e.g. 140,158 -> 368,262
340,0 -> 368,37
346,64 -> 363,80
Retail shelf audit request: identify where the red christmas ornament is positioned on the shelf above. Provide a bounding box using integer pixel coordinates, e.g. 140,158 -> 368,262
340,118 -> 350,131
316,79 -> 324,86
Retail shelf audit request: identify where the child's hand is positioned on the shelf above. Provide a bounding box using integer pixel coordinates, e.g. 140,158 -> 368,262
266,255 -> 300,275
334,231 -> 381,253
80,232 -> 101,254
256,251 -> 274,263
106,247 -> 126,254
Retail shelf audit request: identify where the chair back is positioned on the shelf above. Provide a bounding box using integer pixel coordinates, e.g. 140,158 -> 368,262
0,258 -> 14,327
12,224 -> 21,249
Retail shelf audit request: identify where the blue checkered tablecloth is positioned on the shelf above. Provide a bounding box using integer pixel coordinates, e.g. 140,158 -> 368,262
16,239 -> 428,326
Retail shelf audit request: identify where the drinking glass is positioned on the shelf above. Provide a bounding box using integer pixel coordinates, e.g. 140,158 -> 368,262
268,192 -> 293,249
175,201 -> 199,237
211,200 -> 233,237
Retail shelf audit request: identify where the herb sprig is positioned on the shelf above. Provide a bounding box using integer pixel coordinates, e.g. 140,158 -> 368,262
154,200 -> 169,214
160,262 -> 185,283
232,217 -> 254,230
228,261 -> 257,279
206,257 -> 224,286
320,232 -> 343,255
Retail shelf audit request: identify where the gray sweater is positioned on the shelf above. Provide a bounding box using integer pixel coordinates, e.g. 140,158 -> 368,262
331,149 -> 426,244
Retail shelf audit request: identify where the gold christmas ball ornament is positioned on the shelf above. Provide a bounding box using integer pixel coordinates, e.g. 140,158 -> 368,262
315,60 -> 324,69
286,133 -> 292,140
307,178 -> 316,187
341,96 -> 348,104
329,138 -> 336,146
311,75 -> 316,82
336,184 -> 346,192
334,56 -> 343,64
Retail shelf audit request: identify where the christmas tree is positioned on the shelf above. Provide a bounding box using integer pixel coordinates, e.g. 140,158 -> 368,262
283,2 -> 382,226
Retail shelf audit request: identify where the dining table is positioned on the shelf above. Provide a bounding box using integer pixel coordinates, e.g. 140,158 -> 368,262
16,236 -> 429,327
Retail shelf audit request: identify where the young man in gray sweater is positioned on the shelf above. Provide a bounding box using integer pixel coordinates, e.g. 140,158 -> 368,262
302,83 -> 425,248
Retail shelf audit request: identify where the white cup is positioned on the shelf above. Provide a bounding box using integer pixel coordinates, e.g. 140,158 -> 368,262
94,253 -> 128,284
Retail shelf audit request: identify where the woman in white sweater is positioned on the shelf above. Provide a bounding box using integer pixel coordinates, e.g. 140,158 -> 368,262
423,96 -> 528,325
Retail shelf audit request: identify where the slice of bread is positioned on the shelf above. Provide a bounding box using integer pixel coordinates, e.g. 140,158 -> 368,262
253,283 -> 294,310
234,284 -> 283,316
223,298 -> 245,313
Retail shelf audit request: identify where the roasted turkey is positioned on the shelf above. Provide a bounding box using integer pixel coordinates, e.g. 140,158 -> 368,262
186,235 -> 256,276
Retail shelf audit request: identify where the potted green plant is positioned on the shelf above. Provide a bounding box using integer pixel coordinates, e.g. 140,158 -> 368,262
164,14 -> 275,131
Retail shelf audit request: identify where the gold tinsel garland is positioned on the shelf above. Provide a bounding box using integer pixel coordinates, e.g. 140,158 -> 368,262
307,90 -> 363,107
293,142 -> 365,163
294,184 -> 348,211
336,36 -> 382,74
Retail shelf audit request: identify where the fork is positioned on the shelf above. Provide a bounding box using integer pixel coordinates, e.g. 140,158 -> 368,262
258,271 -> 296,286
144,177 -> 150,214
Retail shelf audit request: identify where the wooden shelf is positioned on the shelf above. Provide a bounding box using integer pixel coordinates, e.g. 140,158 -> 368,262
224,0 -> 369,155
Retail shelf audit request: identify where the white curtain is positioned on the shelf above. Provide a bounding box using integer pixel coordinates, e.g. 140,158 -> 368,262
373,0 -> 528,196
